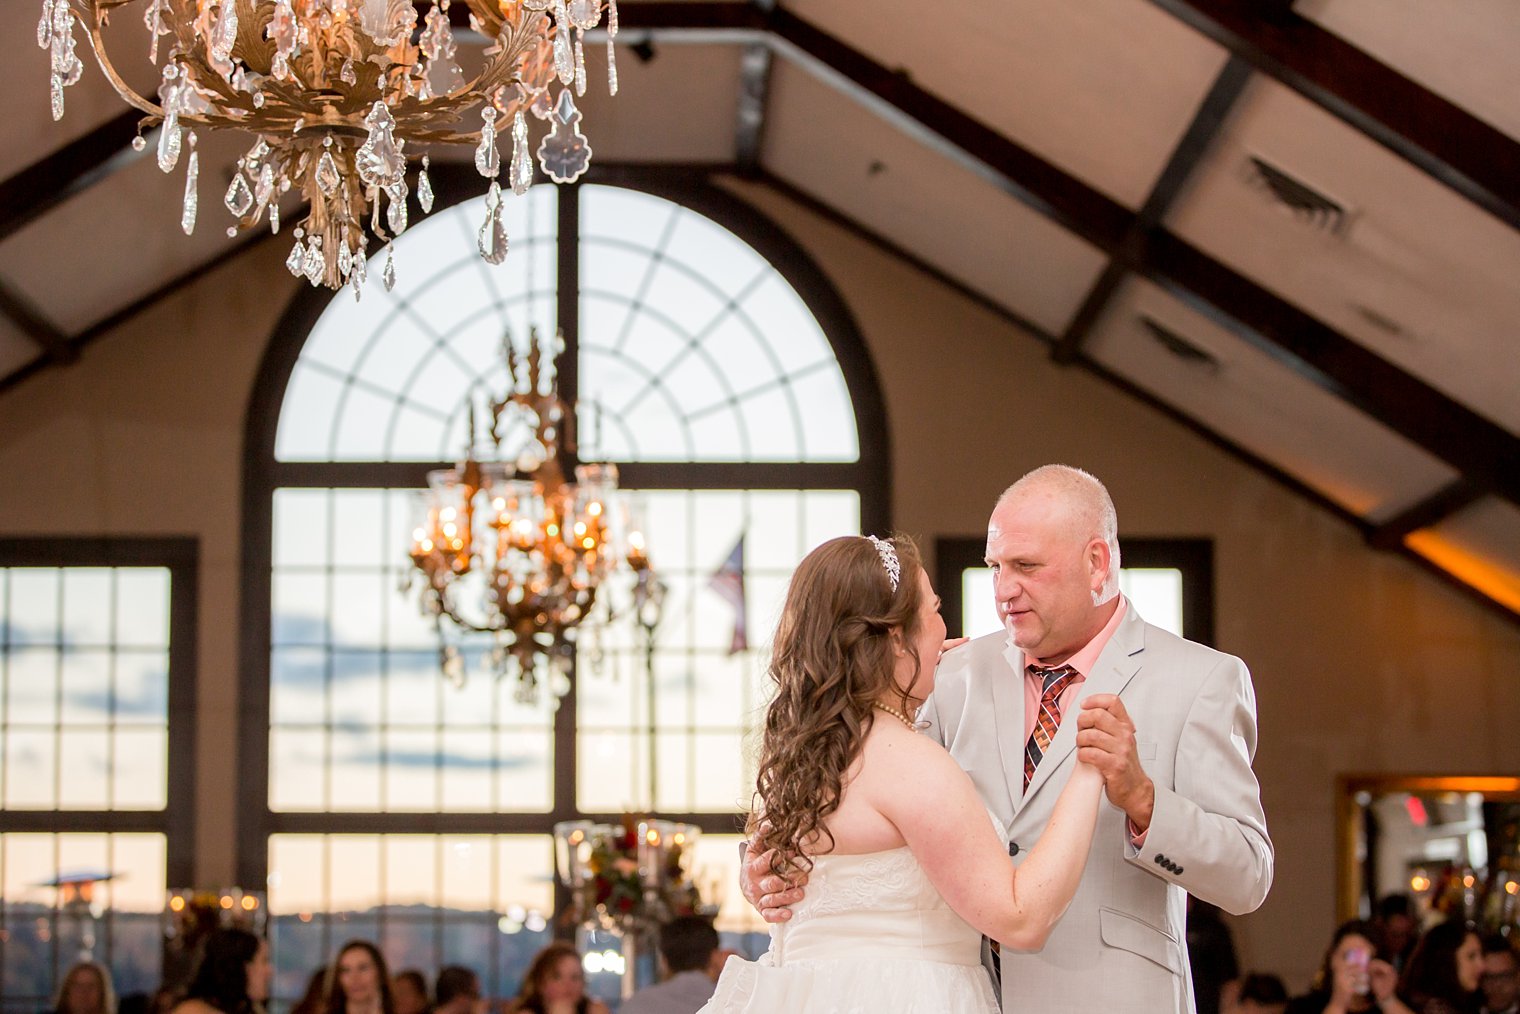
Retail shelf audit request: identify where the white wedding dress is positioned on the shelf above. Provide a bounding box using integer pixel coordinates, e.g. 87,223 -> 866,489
698,841 -> 1000,1013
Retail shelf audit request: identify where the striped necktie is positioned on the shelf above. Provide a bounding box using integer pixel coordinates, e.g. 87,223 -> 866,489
1024,665 -> 1079,789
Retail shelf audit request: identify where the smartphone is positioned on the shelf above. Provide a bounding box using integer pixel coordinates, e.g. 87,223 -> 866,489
1346,944 -> 1371,995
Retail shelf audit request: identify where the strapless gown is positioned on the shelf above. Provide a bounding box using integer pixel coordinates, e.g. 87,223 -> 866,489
698,843 -> 1000,1012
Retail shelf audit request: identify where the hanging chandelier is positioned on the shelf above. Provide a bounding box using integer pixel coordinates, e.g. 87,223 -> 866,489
39,0 -> 620,295
405,327 -> 663,698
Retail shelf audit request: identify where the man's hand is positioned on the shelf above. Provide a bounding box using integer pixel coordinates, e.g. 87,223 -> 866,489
741,840 -> 808,923
1076,693 -> 1155,832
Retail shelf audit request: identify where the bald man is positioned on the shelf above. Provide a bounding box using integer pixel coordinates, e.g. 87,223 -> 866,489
749,465 -> 1272,1014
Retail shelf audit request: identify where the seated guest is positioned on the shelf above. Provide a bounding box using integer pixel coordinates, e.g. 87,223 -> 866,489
1478,934 -> 1519,1014
392,971 -> 430,1014
1227,972 -> 1289,1014
171,929 -> 271,1014
504,945 -> 609,1014
1285,921 -> 1413,1014
290,969 -> 328,1014
1398,920 -> 1483,1014
619,917 -> 720,1014
433,967 -> 481,1014
54,961 -> 118,1014
325,941 -> 397,1014
1375,896 -> 1420,974
1189,900 -> 1241,1014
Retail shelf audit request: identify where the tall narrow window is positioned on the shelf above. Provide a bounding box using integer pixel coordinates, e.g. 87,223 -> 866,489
0,540 -> 195,1013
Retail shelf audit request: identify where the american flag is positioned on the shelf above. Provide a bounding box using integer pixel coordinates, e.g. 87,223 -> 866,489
708,535 -> 747,654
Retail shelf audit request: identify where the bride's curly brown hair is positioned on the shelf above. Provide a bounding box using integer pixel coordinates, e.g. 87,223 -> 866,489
748,534 -> 929,874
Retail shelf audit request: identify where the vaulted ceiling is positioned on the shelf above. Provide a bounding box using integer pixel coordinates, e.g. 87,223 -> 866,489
2,0 -> 1517,620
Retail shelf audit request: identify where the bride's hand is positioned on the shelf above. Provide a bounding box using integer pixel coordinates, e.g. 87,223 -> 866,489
937,637 -> 969,664
1076,693 -> 1155,828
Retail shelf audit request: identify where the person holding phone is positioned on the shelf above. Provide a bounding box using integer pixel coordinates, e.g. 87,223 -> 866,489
1285,921 -> 1413,1014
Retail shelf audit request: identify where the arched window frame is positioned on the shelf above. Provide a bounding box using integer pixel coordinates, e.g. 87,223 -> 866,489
236,166 -> 891,894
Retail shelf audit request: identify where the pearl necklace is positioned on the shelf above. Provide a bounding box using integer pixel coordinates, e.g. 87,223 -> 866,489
872,702 -> 917,730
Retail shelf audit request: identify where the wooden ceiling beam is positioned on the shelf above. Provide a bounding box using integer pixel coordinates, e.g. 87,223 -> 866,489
0,111 -> 147,245
1367,478 -> 1484,551
1052,55 -> 1252,364
0,278 -> 75,365
1148,0 -> 1520,232
735,41 -> 774,178
1135,230 -> 1520,504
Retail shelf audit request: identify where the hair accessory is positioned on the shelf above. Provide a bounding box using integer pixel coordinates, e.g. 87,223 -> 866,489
865,535 -> 900,592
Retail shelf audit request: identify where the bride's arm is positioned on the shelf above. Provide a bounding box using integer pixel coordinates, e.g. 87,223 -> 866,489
868,733 -> 1104,951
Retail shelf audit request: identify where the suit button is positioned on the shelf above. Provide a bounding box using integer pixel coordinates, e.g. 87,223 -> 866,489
1154,854 -> 1166,865
1175,866 -> 1184,874
1008,842 -> 1020,856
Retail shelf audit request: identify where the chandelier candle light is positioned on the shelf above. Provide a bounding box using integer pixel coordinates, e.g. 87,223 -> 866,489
406,327 -> 661,697
39,0 -> 620,295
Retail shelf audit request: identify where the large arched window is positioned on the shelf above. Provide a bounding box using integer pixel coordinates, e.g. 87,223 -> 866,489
241,169 -> 888,1003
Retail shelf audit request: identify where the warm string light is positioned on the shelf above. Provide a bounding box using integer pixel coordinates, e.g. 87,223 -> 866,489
40,0 -> 621,295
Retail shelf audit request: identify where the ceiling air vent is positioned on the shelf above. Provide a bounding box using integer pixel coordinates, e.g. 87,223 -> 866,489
1140,317 -> 1220,374
1243,156 -> 1349,235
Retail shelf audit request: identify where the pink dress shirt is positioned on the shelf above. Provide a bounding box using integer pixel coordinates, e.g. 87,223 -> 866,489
1014,596 -> 1147,844
1018,596 -> 1128,742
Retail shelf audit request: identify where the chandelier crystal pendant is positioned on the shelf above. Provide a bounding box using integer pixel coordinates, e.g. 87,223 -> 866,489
39,0 -> 619,296
405,327 -> 662,698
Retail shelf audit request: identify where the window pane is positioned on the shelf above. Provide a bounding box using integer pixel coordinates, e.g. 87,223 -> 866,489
578,185 -> 858,463
267,835 -> 552,1004
281,185 -> 857,465
277,187 -> 559,462
959,565 -> 1188,641
1119,569 -> 1184,637
0,568 -> 170,811
578,490 -> 856,813
272,492 -> 556,814
0,833 -> 166,1010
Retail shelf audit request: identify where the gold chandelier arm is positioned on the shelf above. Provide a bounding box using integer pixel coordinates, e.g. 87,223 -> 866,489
80,13 -> 164,120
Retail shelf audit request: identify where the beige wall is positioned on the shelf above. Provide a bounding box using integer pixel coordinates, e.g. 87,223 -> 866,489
2,181 -> 1517,991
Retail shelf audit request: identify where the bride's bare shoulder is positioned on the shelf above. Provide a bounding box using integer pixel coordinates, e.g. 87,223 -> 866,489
860,722 -> 967,787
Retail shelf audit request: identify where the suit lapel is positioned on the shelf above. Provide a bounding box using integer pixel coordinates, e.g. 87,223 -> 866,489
1019,606 -> 1148,809
991,639 -> 1028,811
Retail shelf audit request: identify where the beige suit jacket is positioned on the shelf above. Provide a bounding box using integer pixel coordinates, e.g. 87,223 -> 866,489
921,604 -> 1273,1014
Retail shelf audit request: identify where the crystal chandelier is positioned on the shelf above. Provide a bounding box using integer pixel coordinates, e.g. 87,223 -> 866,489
39,0 -> 620,295
405,327 -> 662,697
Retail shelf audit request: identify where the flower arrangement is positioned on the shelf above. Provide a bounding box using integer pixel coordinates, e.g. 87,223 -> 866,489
556,815 -> 706,929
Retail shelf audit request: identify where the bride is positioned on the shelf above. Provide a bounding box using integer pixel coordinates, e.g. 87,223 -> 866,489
700,534 -> 1104,1012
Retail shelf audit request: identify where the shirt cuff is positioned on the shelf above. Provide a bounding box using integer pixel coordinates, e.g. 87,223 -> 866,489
1127,819 -> 1148,848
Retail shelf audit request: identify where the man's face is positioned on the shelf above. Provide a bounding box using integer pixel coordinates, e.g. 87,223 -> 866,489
986,492 -> 1108,663
1482,951 -> 1519,1011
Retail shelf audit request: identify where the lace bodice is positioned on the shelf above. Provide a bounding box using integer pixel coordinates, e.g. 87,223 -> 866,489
769,844 -> 983,967
699,830 -> 1002,1013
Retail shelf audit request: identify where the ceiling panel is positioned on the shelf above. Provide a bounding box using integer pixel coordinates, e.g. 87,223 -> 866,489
1297,0 -> 1520,142
787,0 -> 1229,208
1405,497 -> 1520,615
0,315 -> 41,381
763,60 -> 1108,336
1164,77 -> 1520,436
0,128 -> 269,334
4,4 -> 162,181
572,43 -> 741,163
1084,277 -> 1460,520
